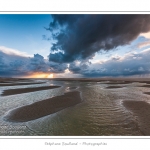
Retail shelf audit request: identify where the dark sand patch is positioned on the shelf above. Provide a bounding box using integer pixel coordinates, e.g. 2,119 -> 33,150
143,92 -> 150,95
106,86 -> 124,89
123,101 -> 150,135
4,91 -> 82,122
0,82 -> 46,87
0,77 -> 33,82
139,85 -> 150,88
105,81 -> 132,84
1,85 -> 61,96
138,81 -> 150,84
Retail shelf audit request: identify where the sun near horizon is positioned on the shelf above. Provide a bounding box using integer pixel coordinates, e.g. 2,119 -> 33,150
48,74 -> 54,78
22,72 -> 54,78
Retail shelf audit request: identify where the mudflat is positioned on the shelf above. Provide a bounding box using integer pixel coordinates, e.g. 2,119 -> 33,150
4,91 -> 82,122
1,85 -> 61,96
0,82 -> 46,86
106,86 -> 124,89
139,85 -> 150,88
143,92 -> 150,95
123,100 -> 150,135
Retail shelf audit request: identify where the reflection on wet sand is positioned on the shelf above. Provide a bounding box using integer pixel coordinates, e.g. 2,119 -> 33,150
106,86 -> 124,89
143,92 -> 150,95
0,82 -> 46,87
139,85 -> 150,88
1,85 -> 61,96
1,77 -> 150,135
123,101 -> 150,135
4,91 -> 82,122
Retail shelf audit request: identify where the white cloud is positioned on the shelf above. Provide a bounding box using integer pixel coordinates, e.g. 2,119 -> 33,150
81,48 -> 150,77
140,32 -> 150,39
0,46 -> 67,77
0,46 -> 31,57
137,40 -> 150,49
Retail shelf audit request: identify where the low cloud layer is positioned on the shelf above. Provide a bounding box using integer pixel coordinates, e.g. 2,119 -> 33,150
47,15 -> 150,63
1,46 -> 150,78
0,47 -> 67,77
70,49 -> 150,77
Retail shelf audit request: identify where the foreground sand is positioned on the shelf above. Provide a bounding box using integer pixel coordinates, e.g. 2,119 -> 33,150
123,101 -> 150,135
4,91 -> 82,122
1,85 -> 61,96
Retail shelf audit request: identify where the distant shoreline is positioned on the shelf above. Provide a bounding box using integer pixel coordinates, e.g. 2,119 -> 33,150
1,77 -> 150,82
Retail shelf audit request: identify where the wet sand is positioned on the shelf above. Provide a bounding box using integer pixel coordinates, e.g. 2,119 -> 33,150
106,86 -> 124,89
139,85 -> 150,88
0,82 -> 46,86
1,85 -> 61,96
4,91 -> 82,122
106,81 -> 132,84
0,77 -> 33,82
143,92 -> 150,95
123,101 -> 150,135
66,86 -> 77,90
53,77 -> 150,83
138,81 -> 150,84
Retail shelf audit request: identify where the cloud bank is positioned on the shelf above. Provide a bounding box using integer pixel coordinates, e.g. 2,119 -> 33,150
0,47 -> 67,77
47,15 -> 150,63
69,49 -> 150,77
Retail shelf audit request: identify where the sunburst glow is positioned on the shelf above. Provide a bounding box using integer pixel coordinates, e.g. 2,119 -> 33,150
48,74 -> 54,78
23,72 -> 54,78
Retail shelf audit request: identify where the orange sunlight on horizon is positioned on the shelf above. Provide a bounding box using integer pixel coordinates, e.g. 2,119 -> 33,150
23,72 -> 54,78
48,74 -> 54,78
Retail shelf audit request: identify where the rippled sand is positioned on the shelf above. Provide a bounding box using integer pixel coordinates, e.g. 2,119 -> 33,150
0,77 -> 150,135
4,91 -> 82,122
1,85 -> 60,96
123,101 -> 150,135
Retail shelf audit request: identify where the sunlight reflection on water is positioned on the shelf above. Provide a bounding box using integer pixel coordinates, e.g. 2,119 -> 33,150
0,80 -> 149,135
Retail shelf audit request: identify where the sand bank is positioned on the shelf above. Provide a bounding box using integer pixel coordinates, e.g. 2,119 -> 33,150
0,82 -> 46,86
139,85 -> 150,88
123,100 -> 150,135
106,86 -> 124,89
143,92 -> 150,95
138,81 -> 150,84
0,77 -> 33,82
4,91 -> 82,122
106,81 -> 132,84
1,85 -> 61,96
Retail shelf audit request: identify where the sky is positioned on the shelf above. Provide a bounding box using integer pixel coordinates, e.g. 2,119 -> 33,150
0,14 -> 150,78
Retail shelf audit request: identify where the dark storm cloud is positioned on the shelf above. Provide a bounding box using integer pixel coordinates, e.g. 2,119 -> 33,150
48,14 -> 150,63
69,59 -> 91,74
49,61 -> 68,73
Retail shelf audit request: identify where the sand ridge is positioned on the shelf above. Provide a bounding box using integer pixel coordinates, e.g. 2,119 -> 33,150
4,91 -> 82,122
1,85 -> 61,96
0,82 -> 46,87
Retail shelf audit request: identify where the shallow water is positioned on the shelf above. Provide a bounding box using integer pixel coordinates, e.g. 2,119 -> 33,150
0,79 -> 150,135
